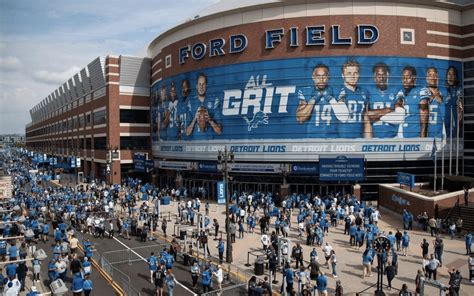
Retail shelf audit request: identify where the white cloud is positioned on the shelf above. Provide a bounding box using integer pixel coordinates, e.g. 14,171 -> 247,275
32,66 -> 82,85
0,56 -> 22,70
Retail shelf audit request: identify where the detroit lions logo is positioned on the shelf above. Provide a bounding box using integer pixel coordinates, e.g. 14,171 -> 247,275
242,111 -> 269,131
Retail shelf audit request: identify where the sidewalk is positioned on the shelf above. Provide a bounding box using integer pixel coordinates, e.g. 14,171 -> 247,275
148,199 -> 474,295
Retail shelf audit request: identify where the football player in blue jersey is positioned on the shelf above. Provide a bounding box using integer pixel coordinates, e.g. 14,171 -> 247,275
444,66 -> 463,138
420,67 -> 446,138
166,81 -> 180,140
337,60 -> 370,138
366,63 -> 404,138
177,78 -> 191,140
186,73 -> 222,138
296,64 -> 348,138
158,85 -> 168,141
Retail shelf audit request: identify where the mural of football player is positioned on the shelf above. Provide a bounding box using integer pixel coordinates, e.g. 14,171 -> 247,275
337,60 -> 370,138
397,66 -> 428,138
177,78 -> 191,140
366,63 -> 404,138
445,66 -> 463,137
296,64 -> 348,138
186,73 -> 222,138
158,84 -> 168,140
420,67 -> 446,138
166,81 -> 179,140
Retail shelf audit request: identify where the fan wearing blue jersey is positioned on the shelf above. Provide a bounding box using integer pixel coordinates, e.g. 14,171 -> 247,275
186,73 -> 222,138
296,64 -> 348,138
166,81 -> 180,140
420,67 -> 446,138
445,66 -> 463,138
366,63 -> 404,138
337,60 -> 369,138
177,78 -> 191,140
158,85 -> 168,141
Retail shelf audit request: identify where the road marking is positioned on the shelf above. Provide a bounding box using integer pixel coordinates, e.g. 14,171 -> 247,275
108,233 -> 197,296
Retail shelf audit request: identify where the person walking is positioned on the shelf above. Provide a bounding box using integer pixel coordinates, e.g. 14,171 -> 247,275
154,263 -> 165,296
83,274 -> 93,296
165,270 -> 176,296
216,238 -> 225,264
427,254 -> 440,280
465,232 -> 472,255
190,261 -> 200,288
362,248 -> 373,278
386,262 -> 396,290
401,231 -> 410,256
315,271 -> 328,296
330,250 -> 337,278
448,269 -> 462,296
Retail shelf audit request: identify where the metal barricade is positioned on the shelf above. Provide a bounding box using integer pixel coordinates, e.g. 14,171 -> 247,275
200,283 -> 247,296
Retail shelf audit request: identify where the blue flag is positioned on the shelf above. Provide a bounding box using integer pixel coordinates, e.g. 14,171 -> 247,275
431,139 -> 437,163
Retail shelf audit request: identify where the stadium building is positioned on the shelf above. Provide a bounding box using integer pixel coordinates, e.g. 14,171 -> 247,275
25,56 -> 152,184
147,0 -> 474,200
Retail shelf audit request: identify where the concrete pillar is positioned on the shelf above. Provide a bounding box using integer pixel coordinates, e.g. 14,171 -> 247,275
353,184 -> 361,202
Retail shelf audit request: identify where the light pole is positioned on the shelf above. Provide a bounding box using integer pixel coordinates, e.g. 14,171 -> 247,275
218,147 -> 234,263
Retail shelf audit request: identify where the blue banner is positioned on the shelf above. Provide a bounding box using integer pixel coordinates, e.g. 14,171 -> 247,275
151,56 -> 462,144
319,155 -> 365,181
397,172 -> 415,188
217,181 -> 226,204
134,154 -> 146,173
291,163 -> 319,175
198,162 -> 219,173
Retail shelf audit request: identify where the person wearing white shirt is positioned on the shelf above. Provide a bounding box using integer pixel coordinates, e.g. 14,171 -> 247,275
213,265 -> 224,292
322,242 -> 333,266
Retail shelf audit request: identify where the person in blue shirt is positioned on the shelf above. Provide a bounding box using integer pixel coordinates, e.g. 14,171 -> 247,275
148,252 -> 158,283
337,59 -> 369,138
217,238 -> 225,264
362,248 -> 373,278
186,73 -> 222,139
71,272 -> 84,296
47,259 -> 57,282
42,222 -> 50,242
402,231 -> 410,256
164,251 -> 174,270
296,64 -> 349,138
420,67 -> 446,138
315,271 -> 328,294
165,270 -> 176,296
8,243 -> 17,261
201,267 -> 212,293
466,232 -> 473,255
83,274 -> 93,296
283,264 -> 294,294
366,63 -> 404,138
6,262 -> 17,280
0,239 -> 7,260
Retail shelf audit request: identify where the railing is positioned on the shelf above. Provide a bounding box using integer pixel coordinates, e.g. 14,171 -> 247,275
75,229 -> 141,296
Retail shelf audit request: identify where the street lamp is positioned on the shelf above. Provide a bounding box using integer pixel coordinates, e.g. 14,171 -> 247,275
217,147 -> 234,263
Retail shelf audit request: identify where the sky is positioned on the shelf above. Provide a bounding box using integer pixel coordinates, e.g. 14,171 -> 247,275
0,0 -> 220,134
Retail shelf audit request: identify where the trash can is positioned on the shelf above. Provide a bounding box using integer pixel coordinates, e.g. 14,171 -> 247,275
254,258 -> 265,275
180,230 -> 187,240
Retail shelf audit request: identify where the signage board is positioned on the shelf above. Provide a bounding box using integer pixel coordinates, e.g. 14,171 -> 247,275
319,155 -> 365,181
217,181 -> 226,204
397,172 -> 415,189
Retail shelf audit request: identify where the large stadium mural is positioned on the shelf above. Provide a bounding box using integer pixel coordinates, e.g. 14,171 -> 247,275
151,56 -> 463,161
